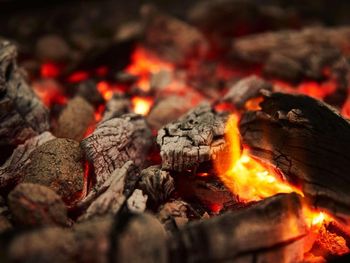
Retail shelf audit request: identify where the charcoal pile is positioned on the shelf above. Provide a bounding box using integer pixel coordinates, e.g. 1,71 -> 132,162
1,1 -> 350,263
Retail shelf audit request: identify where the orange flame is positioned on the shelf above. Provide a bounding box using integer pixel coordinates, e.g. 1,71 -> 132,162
215,114 -> 328,230
126,46 -> 173,92
131,96 -> 153,115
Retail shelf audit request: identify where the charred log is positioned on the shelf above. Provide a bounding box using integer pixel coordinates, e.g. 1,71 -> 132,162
239,92 -> 350,223
157,104 -> 227,171
101,93 -> 131,122
169,193 -> 307,263
0,41 -> 49,152
81,114 -> 152,189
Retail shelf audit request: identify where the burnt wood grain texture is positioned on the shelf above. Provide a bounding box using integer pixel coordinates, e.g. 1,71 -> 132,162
239,91 -> 350,224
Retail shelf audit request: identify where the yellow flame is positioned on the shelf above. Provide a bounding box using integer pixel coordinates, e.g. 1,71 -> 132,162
132,97 -> 153,115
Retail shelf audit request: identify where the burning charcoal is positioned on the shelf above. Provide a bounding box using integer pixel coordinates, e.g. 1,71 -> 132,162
75,80 -> 104,107
239,92 -> 350,223
126,189 -> 148,214
157,200 -> 190,233
147,96 -> 193,130
8,227 -> 77,263
0,131 -> 55,190
222,75 -> 273,109
141,5 -> 208,64
101,93 -> 131,122
0,41 -> 49,152
157,104 -> 227,171
112,212 -> 168,263
78,161 -> 140,221
169,193 -> 307,263
138,165 -> 175,208
8,183 -> 70,227
24,138 -> 84,203
36,34 -> 71,62
81,114 -> 152,189
53,96 -> 94,141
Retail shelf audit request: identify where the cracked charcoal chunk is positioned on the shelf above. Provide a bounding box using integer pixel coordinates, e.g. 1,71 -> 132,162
169,193 -> 307,263
0,40 -> 49,151
8,183 -> 70,227
24,138 -> 84,203
53,96 -> 94,141
79,161 -> 140,221
157,200 -> 190,233
81,113 -> 152,189
0,131 -> 55,190
138,165 -> 174,208
126,189 -> 148,214
157,104 -> 227,171
239,92 -> 350,223
222,75 -> 272,109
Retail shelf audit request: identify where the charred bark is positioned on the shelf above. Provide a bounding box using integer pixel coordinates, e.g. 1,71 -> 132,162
81,113 -> 152,189
239,91 -> 350,223
0,41 -> 49,151
157,104 -> 228,171
169,193 -> 307,263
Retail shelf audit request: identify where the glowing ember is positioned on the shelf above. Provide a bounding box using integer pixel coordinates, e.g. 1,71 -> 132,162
131,96 -> 153,115
67,71 -> 89,83
32,79 -> 67,107
97,81 -> 113,101
40,62 -> 60,78
126,46 -> 173,92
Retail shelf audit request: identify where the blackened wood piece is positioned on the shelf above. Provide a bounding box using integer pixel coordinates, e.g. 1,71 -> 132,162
79,161 -> 140,221
8,183 -> 70,227
169,193 -> 307,263
222,75 -> 272,109
0,41 -> 49,148
138,165 -> 175,208
0,131 -> 55,190
142,5 -> 208,64
239,92 -> 350,223
53,96 -> 94,141
157,104 -> 227,171
0,196 -> 11,232
81,113 -> 152,189
232,27 -> 350,83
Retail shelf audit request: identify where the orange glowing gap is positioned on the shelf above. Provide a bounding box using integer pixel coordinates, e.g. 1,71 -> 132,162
126,46 -> 173,92
132,96 -> 153,116
215,115 -> 302,202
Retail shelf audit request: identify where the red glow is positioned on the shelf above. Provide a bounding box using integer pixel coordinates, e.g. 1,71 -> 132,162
67,71 -> 89,83
32,79 -> 67,107
95,66 -> 108,77
40,62 -> 60,78
126,46 -> 173,92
